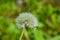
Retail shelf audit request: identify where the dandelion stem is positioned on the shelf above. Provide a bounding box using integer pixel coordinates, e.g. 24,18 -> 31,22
19,28 -> 24,40
19,27 -> 30,40
23,27 -> 30,40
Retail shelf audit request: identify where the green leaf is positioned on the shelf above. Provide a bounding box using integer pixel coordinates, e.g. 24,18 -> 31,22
51,36 -> 60,40
38,22 -> 44,28
34,29 -> 44,40
7,23 -> 20,35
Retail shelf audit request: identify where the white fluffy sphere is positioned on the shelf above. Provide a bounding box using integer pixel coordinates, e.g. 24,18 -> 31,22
16,12 -> 38,29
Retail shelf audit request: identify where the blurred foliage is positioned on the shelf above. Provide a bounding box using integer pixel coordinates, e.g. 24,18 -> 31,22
0,0 -> 60,40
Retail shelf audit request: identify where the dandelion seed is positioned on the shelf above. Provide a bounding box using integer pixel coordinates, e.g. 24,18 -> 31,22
16,0 -> 23,6
16,12 -> 38,29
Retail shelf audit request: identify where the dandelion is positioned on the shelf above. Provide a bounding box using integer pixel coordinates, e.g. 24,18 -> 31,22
16,12 -> 38,29
17,0 -> 23,6
16,12 -> 38,40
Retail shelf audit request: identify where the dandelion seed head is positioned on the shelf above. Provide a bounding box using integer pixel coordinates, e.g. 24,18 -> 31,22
16,12 -> 38,29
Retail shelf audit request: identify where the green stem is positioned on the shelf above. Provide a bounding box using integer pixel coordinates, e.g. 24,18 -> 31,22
19,27 -> 30,40
19,28 -> 24,40
23,27 -> 30,40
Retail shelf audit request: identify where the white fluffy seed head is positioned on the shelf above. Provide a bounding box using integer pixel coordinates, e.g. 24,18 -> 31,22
16,12 -> 38,29
17,0 -> 23,6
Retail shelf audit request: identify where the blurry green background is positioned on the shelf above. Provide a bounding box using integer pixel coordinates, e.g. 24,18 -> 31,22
0,0 -> 60,40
